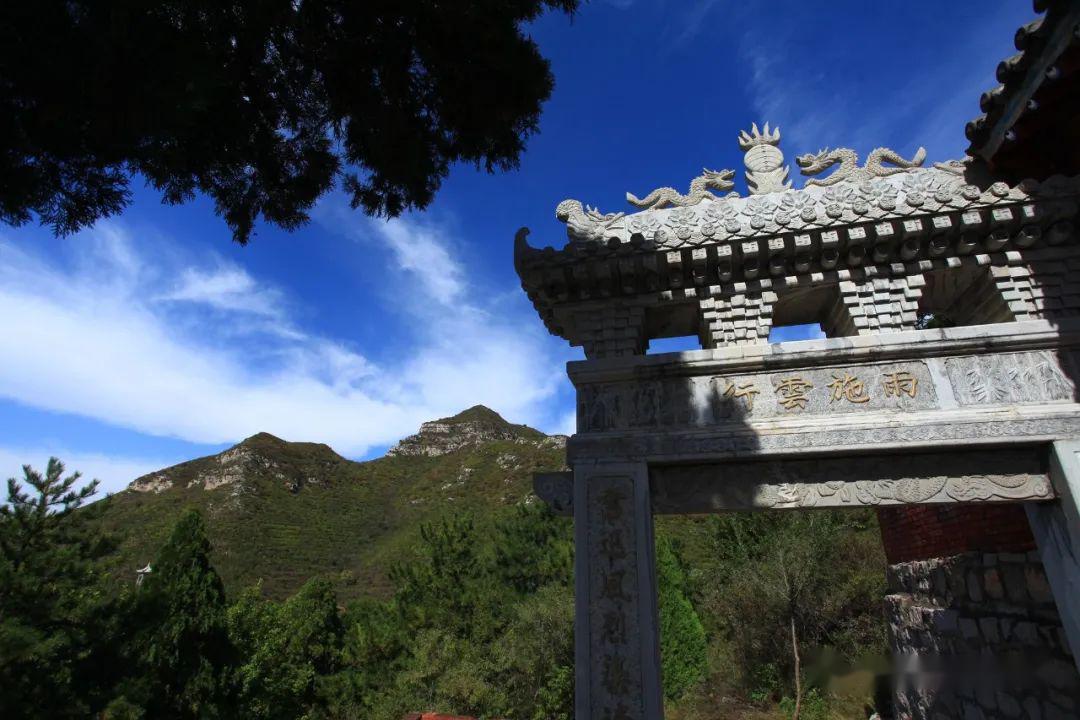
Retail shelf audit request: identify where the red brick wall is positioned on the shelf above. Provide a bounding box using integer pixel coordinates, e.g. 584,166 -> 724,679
876,504 -> 1036,564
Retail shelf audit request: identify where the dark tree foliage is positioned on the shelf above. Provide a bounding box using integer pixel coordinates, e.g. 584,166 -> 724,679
116,509 -> 237,718
493,501 -> 572,594
0,459 -> 116,719
0,0 -> 578,243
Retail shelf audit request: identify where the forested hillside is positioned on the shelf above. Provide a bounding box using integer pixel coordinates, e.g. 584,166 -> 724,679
95,406 -> 568,600
3,407 -> 889,719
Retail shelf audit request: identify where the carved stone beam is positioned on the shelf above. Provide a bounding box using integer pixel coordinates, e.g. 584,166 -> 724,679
650,446 -> 1053,512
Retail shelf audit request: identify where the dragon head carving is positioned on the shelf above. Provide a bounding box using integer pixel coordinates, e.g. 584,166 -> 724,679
555,199 -> 624,243
700,168 -> 736,190
795,148 -> 840,176
555,198 -> 581,223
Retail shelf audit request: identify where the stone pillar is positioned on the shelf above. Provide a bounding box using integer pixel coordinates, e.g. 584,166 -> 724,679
577,304 -> 647,359
573,461 -> 663,720
699,289 -> 776,348
834,274 -> 923,335
1027,440 -> 1080,672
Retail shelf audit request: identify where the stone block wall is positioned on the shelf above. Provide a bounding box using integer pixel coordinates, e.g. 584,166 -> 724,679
884,552 -> 1080,719
1025,249 -> 1080,321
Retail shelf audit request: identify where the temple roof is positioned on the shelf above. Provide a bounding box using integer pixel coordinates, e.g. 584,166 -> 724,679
965,0 -> 1080,179
513,3 -> 1080,355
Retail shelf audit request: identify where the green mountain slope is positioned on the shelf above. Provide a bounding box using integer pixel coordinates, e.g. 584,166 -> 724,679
95,406 -> 568,600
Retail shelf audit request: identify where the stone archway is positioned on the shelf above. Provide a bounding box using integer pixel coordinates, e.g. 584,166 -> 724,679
518,114 -> 1080,717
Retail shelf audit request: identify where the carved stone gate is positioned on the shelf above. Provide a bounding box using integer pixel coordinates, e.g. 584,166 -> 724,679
517,35 -> 1080,713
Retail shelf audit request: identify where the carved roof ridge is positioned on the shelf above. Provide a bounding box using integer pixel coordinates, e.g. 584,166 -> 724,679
552,124 -> 948,246
522,170 -> 1080,262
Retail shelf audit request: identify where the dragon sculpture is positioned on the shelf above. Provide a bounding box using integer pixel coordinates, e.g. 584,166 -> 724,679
555,199 -> 625,243
795,147 -> 928,186
625,168 -> 736,209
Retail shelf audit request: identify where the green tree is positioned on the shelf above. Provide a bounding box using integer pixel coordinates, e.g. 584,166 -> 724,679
493,502 -> 572,595
336,596 -> 410,718
1,0 -> 578,243
0,458 -> 116,719
656,537 -> 708,701
708,512 -> 887,714
116,509 -> 235,718
491,583 -> 574,720
229,578 -> 345,719
391,515 -> 507,639
352,506 -> 575,720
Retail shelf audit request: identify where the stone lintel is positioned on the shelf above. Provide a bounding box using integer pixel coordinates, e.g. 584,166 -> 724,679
535,444 -> 1056,515
650,446 -> 1052,512
565,320 -> 1080,468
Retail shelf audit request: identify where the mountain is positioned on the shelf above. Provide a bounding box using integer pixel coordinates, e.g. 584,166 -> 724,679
387,404 -> 550,457
96,406 -> 567,600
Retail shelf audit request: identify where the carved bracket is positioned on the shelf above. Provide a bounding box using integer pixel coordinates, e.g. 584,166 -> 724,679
533,471 -> 573,515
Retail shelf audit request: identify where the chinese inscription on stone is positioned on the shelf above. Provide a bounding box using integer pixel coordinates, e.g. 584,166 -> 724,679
724,381 -> 759,410
828,372 -> 870,404
881,371 -> 919,398
776,377 -> 814,410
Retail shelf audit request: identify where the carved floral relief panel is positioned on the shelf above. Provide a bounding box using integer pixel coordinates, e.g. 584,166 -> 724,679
944,350 -> 1075,406
650,450 -> 1054,511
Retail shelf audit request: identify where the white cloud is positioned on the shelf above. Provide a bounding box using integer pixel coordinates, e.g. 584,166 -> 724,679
554,408 -> 578,436
370,217 -> 466,305
319,199 -> 469,307
159,265 -> 285,318
0,216 -> 574,459
0,446 -> 175,497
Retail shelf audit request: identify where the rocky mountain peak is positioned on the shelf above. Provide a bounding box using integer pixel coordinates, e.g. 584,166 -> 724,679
386,405 -> 563,458
127,433 -> 347,495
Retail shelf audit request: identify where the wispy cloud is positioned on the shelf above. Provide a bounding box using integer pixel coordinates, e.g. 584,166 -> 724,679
160,266 -> 286,318
321,203 -> 468,307
666,0 -> 724,45
0,216 -> 574,459
736,4 -> 1024,165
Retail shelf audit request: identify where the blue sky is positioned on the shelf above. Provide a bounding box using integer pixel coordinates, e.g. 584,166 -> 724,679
0,1 -> 1035,493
